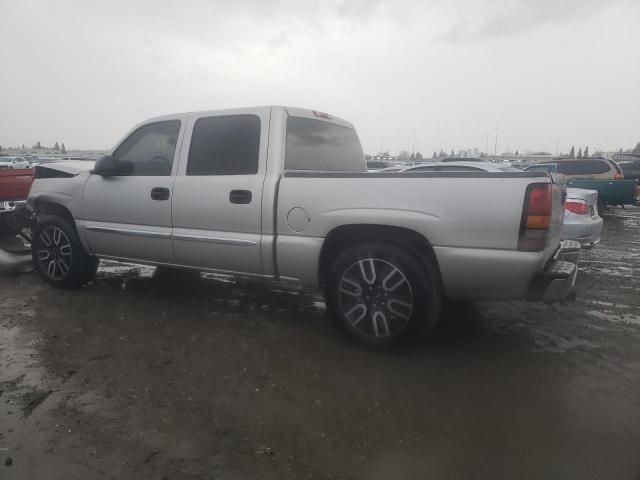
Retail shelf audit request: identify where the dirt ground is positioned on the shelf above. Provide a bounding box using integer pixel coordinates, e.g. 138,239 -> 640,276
1,207 -> 640,480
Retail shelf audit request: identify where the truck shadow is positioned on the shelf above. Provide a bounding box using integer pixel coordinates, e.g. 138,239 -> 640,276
90,261 -> 515,352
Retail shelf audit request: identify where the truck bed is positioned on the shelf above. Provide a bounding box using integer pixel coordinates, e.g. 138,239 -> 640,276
276,170 -> 565,301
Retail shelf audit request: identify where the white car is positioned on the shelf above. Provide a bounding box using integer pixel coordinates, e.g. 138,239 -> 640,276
398,161 -> 519,173
561,188 -> 603,249
0,156 -> 30,170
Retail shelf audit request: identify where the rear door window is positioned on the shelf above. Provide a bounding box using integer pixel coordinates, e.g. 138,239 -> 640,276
557,160 -> 611,175
285,117 -> 365,171
187,115 -> 260,175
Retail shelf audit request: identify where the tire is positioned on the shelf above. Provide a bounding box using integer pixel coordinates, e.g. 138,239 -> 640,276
597,197 -> 606,213
32,215 -> 98,288
325,242 -> 442,348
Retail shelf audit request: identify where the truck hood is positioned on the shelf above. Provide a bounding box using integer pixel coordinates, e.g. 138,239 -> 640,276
36,160 -> 95,175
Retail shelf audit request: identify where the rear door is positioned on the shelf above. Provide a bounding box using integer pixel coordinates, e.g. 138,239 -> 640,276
171,108 -> 270,275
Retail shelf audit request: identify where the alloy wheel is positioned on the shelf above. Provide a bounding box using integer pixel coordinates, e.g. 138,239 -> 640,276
338,258 -> 414,338
37,226 -> 72,280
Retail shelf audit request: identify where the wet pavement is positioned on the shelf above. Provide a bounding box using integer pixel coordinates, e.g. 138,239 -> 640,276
1,207 -> 639,480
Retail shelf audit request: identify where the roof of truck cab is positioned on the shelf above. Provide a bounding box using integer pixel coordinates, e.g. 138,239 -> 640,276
143,106 -> 354,129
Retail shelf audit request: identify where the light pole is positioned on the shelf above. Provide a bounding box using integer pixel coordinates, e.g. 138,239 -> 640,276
412,130 -> 416,156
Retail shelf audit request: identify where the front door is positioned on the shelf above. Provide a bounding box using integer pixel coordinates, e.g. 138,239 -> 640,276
171,109 -> 269,275
81,119 -> 184,263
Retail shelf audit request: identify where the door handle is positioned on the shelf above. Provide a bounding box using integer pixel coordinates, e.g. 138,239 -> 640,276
151,187 -> 170,201
229,190 -> 252,204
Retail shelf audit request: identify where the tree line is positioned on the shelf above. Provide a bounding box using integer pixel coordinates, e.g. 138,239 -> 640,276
567,146 -> 589,158
0,142 -> 67,154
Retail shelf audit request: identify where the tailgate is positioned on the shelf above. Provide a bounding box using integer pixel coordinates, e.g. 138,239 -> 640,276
0,169 -> 34,202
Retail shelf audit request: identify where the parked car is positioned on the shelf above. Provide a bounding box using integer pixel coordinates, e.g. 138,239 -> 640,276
561,188 -> 603,249
375,166 -> 406,172
0,168 -> 34,201
366,160 -> 390,171
0,169 -> 34,273
397,161 -> 518,173
525,158 -> 637,209
620,160 -> 640,181
27,106 -> 579,347
440,157 -> 487,163
0,156 -> 31,170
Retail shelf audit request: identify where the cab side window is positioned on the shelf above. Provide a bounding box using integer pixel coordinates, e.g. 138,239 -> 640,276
113,121 -> 181,176
187,115 -> 261,175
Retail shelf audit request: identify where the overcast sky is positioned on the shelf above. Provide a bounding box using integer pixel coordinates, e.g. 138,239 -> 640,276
1,0 -> 638,155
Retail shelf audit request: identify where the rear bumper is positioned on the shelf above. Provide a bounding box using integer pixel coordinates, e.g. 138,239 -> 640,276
561,214 -> 603,249
526,240 -> 580,303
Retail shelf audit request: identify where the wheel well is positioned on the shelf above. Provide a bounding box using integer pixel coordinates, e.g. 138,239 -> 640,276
318,224 -> 442,288
34,200 -> 75,226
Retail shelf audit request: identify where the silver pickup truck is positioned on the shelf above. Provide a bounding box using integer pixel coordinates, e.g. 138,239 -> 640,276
27,106 -> 579,346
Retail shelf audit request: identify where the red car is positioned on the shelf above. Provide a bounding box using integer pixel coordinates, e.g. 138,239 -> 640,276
0,168 -> 34,202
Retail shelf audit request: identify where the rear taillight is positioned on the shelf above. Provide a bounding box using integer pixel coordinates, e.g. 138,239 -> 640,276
614,173 -> 624,180
565,199 -> 590,215
519,183 -> 552,251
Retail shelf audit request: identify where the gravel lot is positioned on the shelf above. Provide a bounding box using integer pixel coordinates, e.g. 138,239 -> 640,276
1,207 -> 639,480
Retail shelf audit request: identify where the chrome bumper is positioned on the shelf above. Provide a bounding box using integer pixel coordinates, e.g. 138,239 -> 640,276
0,200 -> 27,212
527,240 -> 581,304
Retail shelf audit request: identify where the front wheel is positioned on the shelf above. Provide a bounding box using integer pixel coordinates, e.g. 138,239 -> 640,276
32,215 -> 98,288
325,242 -> 442,348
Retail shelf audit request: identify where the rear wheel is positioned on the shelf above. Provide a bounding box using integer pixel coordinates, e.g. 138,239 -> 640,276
325,242 -> 442,347
32,215 -> 98,288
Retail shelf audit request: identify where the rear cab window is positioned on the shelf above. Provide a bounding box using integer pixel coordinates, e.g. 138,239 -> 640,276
285,116 -> 365,171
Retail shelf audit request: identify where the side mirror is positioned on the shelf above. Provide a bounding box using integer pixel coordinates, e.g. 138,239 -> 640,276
91,155 -> 133,176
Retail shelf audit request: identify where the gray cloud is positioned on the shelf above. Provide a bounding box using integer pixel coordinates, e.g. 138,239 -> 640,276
440,0 -> 625,42
0,0 -> 638,154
